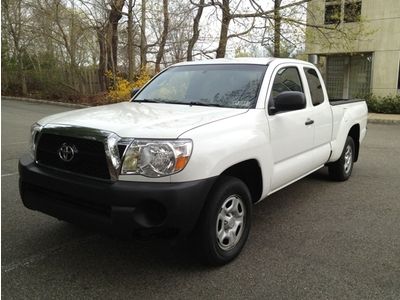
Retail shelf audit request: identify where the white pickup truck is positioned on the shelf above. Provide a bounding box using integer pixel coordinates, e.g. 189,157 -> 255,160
19,58 -> 368,265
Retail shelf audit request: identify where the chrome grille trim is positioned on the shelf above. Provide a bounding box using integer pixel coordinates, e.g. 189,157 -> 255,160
36,124 -> 133,181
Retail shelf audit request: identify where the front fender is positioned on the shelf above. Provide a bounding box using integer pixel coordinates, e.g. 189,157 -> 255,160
172,110 -> 273,197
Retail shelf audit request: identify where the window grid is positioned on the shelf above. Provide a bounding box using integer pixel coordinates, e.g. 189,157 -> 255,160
325,0 -> 362,24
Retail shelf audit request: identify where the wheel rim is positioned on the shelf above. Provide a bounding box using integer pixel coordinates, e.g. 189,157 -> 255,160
344,145 -> 353,174
216,195 -> 245,251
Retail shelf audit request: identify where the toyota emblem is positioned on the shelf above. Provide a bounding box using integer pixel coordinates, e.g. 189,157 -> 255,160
58,143 -> 78,162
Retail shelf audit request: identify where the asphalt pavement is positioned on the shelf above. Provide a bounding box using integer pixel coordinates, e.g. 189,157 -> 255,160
2,99 -> 400,299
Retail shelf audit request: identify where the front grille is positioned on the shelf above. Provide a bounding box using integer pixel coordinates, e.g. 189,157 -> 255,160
36,133 -> 110,180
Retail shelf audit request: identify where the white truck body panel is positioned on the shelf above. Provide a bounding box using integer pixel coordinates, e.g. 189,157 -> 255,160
329,102 -> 368,162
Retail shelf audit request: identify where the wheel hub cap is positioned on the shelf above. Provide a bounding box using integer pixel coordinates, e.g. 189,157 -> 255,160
344,145 -> 353,174
216,195 -> 245,251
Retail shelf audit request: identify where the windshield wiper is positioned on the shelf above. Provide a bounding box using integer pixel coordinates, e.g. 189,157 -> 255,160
188,101 -> 225,107
133,98 -> 164,103
134,99 -> 227,108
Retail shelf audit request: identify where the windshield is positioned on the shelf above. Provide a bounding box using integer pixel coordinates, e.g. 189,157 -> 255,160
133,64 -> 267,109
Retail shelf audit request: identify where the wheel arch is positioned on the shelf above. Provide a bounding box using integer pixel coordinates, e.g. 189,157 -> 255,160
220,159 -> 263,203
348,124 -> 360,162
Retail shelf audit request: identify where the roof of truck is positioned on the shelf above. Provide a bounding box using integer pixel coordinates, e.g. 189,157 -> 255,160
173,57 -> 313,67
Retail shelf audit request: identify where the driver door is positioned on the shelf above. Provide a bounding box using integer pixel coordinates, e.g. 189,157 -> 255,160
267,65 -> 315,191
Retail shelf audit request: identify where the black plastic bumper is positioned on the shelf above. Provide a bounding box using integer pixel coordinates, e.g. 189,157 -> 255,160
19,155 -> 216,237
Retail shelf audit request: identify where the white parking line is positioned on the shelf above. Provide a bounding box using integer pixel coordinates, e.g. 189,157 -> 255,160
2,235 -> 99,273
4,142 -> 28,146
1,172 -> 18,177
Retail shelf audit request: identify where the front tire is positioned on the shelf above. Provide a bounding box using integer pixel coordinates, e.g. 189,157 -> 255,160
328,136 -> 355,181
196,176 -> 252,265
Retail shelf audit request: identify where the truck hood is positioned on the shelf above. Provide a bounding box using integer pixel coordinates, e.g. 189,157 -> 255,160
38,102 -> 247,138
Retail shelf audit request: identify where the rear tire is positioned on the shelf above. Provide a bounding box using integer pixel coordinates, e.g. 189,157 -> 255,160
328,136 -> 355,181
196,176 -> 252,265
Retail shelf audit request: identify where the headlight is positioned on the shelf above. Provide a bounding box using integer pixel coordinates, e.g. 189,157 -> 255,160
121,139 -> 192,177
29,123 -> 42,159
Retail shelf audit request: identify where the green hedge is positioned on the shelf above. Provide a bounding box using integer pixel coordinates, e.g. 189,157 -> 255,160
365,94 -> 400,114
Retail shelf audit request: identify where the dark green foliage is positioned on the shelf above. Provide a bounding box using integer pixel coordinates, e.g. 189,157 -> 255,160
366,94 -> 400,114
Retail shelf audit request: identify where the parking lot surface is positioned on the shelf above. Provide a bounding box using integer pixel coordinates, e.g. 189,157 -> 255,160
2,99 -> 400,299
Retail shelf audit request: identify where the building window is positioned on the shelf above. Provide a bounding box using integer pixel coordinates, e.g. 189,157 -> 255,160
325,1 -> 341,24
344,0 -> 362,23
325,0 -> 362,24
326,54 -> 371,99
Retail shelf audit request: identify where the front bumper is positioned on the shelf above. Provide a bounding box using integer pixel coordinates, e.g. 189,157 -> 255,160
19,155 -> 216,237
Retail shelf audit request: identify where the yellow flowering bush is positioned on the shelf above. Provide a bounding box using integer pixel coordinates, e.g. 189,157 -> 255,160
132,68 -> 152,89
106,68 -> 152,102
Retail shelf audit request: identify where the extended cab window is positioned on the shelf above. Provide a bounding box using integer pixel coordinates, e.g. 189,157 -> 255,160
304,68 -> 324,106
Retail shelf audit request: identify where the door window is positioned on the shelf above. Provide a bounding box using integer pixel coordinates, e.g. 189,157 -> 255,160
304,68 -> 325,106
269,67 -> 304,111
271,67 -> 303,97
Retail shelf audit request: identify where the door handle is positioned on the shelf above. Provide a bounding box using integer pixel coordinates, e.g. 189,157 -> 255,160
305,118 -> 314,125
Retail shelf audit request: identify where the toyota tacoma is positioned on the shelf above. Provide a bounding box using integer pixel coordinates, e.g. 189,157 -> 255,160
19,58 -> 368,265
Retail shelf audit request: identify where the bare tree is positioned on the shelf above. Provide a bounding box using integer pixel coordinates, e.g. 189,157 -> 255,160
52,0 -> 81,91
2,0 -> 28,95
127,0 -> 136,80
155,0 -> 169,72
96,26 -> 108,91
187,0 -> 205,61
107,0 -> 125,75
215,0 -> 231,58
1,0 -> 369,100
210,0 -> 314,58
75,0 -> 110,91
139,0 -> 147,68
273,0 -> 282,57
77,0 -> 125,89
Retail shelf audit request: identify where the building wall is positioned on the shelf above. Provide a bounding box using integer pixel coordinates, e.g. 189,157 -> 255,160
371,51 -> 400,96
306,0 -> 400,96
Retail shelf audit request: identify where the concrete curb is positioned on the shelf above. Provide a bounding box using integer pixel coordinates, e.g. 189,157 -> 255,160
368,113 -> 400,125
1,96 -> 90,108
367,118 -> 400,125
3,96 -> 400,125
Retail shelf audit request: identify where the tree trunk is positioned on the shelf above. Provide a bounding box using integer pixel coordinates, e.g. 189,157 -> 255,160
140,0 -> 147,69
273,0 -> 282,58
107,0 -> 125,73
187,0 -> 204,61
155,0 -> 169,73
127,0 -> 135,80
20,57 -> 28,95
69,6 -> 79,92
216,0 -> 231,58
97,27 -> 107,91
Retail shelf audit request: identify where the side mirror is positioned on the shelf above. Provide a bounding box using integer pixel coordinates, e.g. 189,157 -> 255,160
131,88 -> 140,98
269,91 -> 306,115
